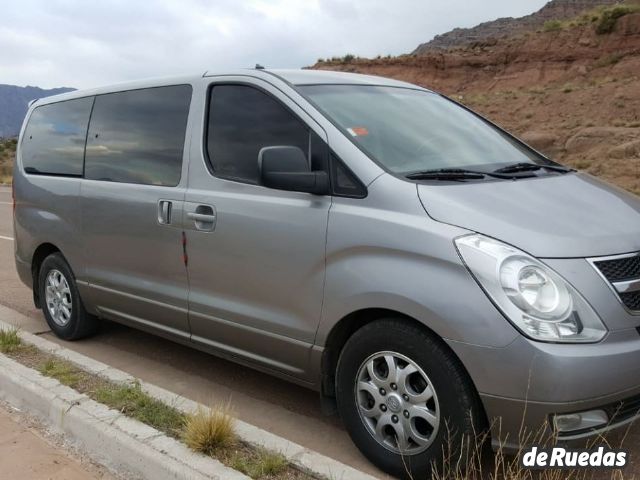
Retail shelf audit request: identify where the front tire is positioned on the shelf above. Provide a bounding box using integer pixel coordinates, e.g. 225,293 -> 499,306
336,318 -> 484,479
38,253 -> 98,340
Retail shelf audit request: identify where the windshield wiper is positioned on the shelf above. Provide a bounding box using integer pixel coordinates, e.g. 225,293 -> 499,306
406,168 -> 517,181
405,168 -> 486,181
494,162 -> 573,174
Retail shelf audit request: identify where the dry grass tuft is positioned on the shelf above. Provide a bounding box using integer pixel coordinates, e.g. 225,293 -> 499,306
0,327 -> 21,353
182,404 -> 236,455
430,416 -> 633,480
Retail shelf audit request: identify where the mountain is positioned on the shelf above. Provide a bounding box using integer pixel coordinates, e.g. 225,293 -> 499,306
310,1 -> 640,196
413,0 -> 621,53
0,85 -> 75,138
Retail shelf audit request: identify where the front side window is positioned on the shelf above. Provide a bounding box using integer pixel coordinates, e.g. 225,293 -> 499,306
300,85 -> 546,176
22,97 -> 93,176
85,85 -> 191,186
206,85 -> 309,184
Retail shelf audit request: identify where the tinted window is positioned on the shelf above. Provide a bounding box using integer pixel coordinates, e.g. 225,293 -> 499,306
85,85 -> 191,186
331,154 -> 366,198
22,97 -> 93,176
207,85 -> 309,184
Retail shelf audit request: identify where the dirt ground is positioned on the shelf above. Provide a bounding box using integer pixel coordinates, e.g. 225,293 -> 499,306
0,401 -> 118,480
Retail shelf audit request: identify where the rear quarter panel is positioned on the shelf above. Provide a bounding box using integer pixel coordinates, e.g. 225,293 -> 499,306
13,106 -> 85,289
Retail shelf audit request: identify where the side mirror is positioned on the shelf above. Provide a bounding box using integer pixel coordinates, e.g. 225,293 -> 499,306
258,146 -> 329,195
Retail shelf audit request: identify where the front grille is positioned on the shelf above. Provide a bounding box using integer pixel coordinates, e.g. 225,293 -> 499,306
594,254 -> 640,282
621,291 -> 640,311
558,395 -> 640,439
557,394 -> 640,438
592,253 -> 640,312
607,394 -> 640,425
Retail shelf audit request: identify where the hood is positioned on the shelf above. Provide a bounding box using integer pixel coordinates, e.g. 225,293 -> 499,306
417,172 -> 640,258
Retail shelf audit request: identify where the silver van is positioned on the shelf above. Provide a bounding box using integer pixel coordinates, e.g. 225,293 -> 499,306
13,69 -> 640,478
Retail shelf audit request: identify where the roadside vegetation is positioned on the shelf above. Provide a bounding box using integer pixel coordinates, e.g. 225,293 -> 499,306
0,327 -> 21,352
96,381 -> 187,437
182,405 -> 236,453
430,422 -> 632,480
0,329 -> 306,480
0,137 -> 16,185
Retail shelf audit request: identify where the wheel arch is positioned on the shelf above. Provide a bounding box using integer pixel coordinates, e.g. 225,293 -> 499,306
31,242 -> 63,308
320,308 -> 488,428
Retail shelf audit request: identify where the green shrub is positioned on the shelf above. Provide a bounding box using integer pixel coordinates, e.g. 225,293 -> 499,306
593,53 -> 624,68
596,5 -> 640,34
543,19 -> 563,32
342,53 -> 355,63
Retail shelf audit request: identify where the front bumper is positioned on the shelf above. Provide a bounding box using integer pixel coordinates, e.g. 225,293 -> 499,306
447,328 -> 640,450
480,389 -> 640,452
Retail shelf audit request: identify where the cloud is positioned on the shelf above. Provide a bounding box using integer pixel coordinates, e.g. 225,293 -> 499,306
0,0 -> 548,89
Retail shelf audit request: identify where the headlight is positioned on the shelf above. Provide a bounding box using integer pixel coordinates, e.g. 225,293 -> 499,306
455,234 -> 607,343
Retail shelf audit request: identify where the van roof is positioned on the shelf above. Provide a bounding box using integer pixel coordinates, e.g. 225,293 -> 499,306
30,68 -> 425,107
216,69 -> 422,89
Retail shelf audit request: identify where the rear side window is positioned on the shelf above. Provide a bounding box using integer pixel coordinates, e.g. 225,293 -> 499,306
85,85 -> 191,186
206,85 -> 309,184
22,97 -> 93,176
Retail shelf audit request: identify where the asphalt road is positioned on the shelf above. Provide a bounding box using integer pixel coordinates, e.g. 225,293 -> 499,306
0,185 -> 388,479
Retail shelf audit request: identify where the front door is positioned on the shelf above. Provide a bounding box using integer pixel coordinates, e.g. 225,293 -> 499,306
185,80 -> 331,379
81,85 -> 193,338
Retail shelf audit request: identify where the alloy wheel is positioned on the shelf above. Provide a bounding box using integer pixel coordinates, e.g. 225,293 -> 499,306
45,269 -> 73,327
355,351 -> 440,455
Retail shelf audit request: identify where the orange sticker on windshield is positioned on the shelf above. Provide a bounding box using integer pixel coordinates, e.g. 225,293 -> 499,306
347,127 -> 369,137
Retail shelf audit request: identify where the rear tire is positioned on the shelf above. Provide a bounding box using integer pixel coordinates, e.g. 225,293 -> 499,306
38,253 -> 98,340
335,318 -> 484,479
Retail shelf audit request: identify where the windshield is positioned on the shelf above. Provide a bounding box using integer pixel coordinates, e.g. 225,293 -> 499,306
299,85 -> 545,175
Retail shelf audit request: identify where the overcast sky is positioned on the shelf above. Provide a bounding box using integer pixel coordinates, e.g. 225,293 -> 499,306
1,0 -> 548,90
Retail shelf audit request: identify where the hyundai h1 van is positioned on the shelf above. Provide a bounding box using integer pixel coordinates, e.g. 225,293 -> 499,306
13,69 -> 640,478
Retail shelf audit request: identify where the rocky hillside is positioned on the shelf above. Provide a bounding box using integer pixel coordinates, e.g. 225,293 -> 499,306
312,2 -> 640,195
0,85 -> 75,138
413,0 -> 620,52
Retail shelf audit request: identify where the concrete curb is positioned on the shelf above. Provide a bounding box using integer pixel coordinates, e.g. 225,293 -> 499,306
0,349 -> 248,480
0,308 -> 380,480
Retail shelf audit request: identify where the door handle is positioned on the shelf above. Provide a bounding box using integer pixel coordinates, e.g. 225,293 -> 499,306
187,205 -> 216,231
157,200 -> 172,225
187,212 -> 216,223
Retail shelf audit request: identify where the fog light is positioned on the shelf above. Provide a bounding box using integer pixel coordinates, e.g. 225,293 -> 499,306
553,410 -> 609,433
